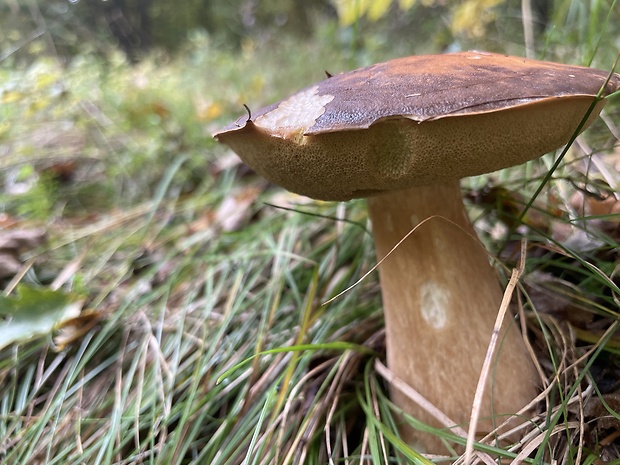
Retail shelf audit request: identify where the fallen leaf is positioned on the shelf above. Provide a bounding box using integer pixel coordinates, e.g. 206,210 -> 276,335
523,270 -> 596,327
0,228 -> 46,279
0,228 -> 46,250
569,190 -> 620,243
582,391 -> 620,460
215,186 -> 261,232
467,185 -> 561,232
0,285 -> 83,350
53,308 -> 103,351
0,251 -> 22,279
209,151 -> 255,179
188,186 -> 261,234
41,160 -> 79,184
571,190 -> 620,220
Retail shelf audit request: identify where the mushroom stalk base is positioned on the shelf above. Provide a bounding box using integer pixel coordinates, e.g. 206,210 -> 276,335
367,182 -> 538,453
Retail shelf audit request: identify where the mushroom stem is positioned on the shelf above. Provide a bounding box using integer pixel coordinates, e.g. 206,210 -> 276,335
367,182 -> 538,452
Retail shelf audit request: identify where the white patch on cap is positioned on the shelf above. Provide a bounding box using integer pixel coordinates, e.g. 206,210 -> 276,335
420,282 -> 449,329
254,86 -> 334,140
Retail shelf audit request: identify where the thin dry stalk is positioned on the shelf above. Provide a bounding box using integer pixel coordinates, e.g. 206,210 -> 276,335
465,240 -> 527,465
369,376 -> 390,464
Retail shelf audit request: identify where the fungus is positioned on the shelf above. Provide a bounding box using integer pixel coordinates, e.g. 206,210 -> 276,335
214,51 -> 620,451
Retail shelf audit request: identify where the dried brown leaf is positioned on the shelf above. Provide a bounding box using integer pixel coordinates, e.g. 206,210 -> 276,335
0,228 -> 46,279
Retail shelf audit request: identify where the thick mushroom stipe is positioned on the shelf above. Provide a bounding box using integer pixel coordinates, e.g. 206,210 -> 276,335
367,183 -> 537,451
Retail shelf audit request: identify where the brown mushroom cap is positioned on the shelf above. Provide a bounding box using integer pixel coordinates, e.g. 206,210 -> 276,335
215,51 -> 619,201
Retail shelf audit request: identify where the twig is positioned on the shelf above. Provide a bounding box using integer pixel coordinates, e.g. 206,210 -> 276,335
464,240 -> 527,465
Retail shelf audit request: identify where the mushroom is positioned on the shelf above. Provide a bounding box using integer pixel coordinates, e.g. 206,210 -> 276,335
214,51 -> 620,451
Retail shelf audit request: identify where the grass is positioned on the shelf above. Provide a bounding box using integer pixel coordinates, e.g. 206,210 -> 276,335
1,1 -> 620,464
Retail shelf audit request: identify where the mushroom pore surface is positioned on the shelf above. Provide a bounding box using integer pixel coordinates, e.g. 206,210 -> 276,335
216,97 -> 607,200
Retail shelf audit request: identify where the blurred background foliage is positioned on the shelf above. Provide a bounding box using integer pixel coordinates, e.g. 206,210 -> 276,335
1,0 -> 619,222
1,0 -> 617,71
0,0 -> 559,63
